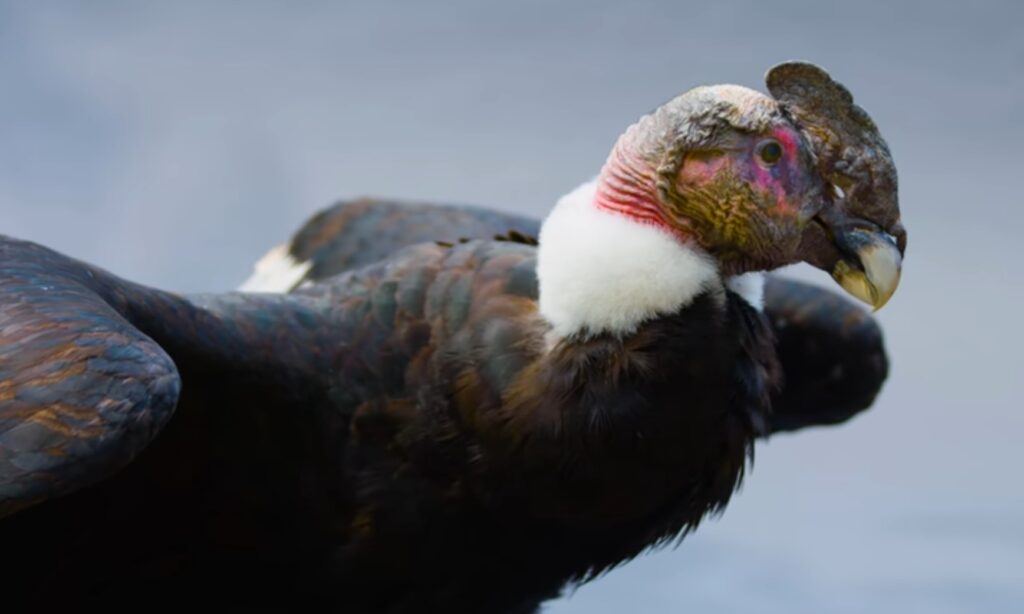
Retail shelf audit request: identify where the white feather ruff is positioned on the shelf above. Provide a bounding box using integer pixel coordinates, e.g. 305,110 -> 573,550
536,181 -> 721,338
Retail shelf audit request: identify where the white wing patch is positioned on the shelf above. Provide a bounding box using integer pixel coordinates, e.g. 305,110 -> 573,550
238,243 -> 312,293
537,181 -> 721,339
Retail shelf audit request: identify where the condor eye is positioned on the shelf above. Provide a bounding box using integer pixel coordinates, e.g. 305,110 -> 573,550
757,140 -> 783,166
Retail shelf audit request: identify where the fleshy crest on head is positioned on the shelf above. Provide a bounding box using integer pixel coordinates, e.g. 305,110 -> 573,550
765,61 -> 904,250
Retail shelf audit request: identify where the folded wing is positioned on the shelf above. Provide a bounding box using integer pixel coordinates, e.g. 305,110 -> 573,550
0,237 -> 180,517
246,198 -> 889,433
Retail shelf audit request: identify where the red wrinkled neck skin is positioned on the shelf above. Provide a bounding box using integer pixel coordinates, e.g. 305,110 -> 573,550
593,137 -> 680,239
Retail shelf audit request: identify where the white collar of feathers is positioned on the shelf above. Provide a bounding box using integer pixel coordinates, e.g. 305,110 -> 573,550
537,180 -> 762,338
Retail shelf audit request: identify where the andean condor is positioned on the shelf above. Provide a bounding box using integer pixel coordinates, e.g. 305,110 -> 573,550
0,62 -> 904,612
242,201 -> 891,435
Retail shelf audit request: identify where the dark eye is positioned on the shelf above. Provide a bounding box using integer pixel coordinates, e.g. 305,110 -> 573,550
758,140 -> 783,165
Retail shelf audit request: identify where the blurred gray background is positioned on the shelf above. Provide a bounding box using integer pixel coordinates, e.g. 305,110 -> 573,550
1,1 -> 1021,611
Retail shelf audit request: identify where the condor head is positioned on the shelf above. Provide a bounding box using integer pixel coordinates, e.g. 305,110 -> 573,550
586,61 -> 904,311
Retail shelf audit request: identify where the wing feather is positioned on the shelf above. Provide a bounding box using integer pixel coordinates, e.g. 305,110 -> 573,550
0,237 -> 180,516
763,275 -> 888,432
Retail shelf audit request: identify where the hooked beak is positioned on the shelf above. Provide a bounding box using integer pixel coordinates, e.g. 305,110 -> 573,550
800,206 -> 904,311
831,226 -> 902,310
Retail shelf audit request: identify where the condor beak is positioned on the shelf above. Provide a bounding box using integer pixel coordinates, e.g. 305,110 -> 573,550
800,207 -> 904,311
830,226 -> 902,310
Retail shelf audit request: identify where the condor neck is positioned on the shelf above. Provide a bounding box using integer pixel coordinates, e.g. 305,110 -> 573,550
592,134 -> 679,236
536,178 -> 721,340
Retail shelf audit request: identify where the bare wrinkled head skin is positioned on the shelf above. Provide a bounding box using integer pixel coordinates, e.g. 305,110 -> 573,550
597,61 -> 904,309
605,84 -> 826,273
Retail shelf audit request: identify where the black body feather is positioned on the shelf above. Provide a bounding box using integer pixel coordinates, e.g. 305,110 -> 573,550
270,198 -> 889,435
0,198 -> 890,612
1,234 -> 779,612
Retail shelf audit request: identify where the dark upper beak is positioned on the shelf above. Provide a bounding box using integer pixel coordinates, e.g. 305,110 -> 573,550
798,202 -> 904,310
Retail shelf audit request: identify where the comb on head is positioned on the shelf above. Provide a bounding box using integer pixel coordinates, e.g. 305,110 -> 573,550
766,62 -> 905,253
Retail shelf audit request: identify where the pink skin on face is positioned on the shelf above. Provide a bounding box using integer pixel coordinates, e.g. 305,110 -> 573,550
677,153 -> 729,187
749,127 -> 802,215
773,127 -> 800,159
595,125 -> 812,245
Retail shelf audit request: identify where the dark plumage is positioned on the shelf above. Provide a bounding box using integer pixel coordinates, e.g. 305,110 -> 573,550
0,62 -> 902,613
0,236 -> 769,611
251,196 -> 887,435
285,197 -> 539,282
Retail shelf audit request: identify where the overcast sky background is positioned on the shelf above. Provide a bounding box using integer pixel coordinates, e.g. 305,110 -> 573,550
1,1 -> 1021,612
